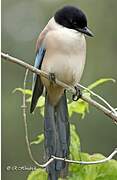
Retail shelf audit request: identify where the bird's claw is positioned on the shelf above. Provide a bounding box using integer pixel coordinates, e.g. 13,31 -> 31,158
49,73 -> 56,84
72,86 -> 82,101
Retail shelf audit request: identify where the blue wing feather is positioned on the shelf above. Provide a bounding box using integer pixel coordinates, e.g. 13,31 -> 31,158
32,47 -> 46,89
34,47 -> 45,68
30,46 -> 46,113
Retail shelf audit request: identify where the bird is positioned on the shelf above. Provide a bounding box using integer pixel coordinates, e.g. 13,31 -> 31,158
30,5 -> 93,180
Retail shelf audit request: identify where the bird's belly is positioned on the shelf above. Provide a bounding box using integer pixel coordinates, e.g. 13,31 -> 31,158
40,29 -> 86,105
41,29 -> 86,86
41,53 -> 85,86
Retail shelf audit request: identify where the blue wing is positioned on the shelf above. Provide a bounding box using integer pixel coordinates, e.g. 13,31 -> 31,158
30,47 -> 46,113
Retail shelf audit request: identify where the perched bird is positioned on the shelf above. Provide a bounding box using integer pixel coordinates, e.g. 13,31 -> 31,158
30,5 -> 93,180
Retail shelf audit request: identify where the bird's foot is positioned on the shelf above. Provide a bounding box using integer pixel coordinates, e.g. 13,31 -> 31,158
49,73 -> 56,84
72,86 -> 82,101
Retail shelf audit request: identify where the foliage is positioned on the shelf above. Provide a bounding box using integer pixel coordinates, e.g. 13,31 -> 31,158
30,134 -> 44,145
14,78 -> 117,180
27,168 -> 48,180
68,151 -> 117,180
27,124 -> 117,180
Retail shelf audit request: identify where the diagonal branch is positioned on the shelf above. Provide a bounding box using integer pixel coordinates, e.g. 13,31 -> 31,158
1,52 -> 117,123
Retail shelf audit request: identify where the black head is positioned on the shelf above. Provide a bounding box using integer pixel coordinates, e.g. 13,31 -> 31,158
54,6 -> 93,37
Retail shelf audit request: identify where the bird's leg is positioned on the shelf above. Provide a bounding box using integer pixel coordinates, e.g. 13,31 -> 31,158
72,86 -> 82,101
49,72 -> 56,85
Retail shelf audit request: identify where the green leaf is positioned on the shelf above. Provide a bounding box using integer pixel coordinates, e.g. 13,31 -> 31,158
69,124 -> 82,174
70,124 -> 80,159
30,134 -> 44,145
27,168 -> 47,180
36,97 -> 45,116
68,96 -> 89,119
13,88 -> 32,95
87,78 -> 115,90
36,96 -> 45,107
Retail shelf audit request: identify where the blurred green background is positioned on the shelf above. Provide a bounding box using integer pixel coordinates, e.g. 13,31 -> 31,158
1,0 -> 117,180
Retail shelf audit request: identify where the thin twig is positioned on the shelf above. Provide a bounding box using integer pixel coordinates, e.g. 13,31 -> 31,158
77,83 -> 117,114
28,148 -> 117,167
52,148 -> 117,165
1,52 -> 117,123
22,69 -> 43,167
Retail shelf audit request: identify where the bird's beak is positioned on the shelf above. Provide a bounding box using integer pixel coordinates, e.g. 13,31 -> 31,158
77,27 -> 94,37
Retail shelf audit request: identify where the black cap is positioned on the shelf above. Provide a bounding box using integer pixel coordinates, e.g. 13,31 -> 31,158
54,6 -> 93,37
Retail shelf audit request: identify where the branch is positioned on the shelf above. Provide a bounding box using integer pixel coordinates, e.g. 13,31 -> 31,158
1,52 -> 117,123
4,52 -> 116,169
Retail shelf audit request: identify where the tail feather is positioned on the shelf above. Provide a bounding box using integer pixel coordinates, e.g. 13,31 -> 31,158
44,91 -> 70,180
44,93 -> 56,156
56,93 -> 70,156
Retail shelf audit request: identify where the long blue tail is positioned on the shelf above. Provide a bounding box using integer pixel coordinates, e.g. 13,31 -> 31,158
44,91 -> 70,180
